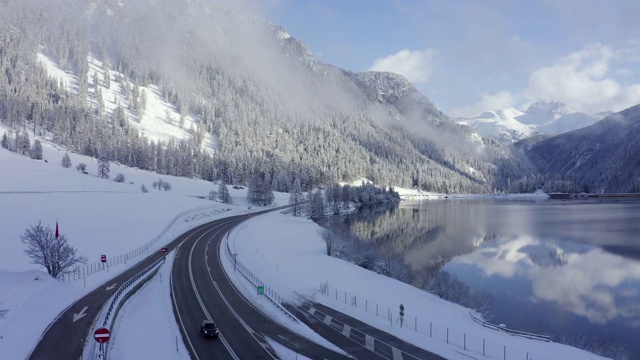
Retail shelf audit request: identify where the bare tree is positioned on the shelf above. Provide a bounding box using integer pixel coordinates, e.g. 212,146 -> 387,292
20,222 -> 87,279
317,227 -> 350,258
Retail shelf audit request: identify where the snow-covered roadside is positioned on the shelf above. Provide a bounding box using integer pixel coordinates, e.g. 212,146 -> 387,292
223,211 -> 608,360
105,247 -> 313,360
109,250 -> 189,360
0,143 -> 285,359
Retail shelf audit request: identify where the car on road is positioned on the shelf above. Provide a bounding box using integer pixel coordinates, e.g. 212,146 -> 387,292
200,319 -> 219,338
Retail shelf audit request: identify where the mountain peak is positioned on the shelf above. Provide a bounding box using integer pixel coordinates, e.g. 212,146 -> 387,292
524,100 -> 571,117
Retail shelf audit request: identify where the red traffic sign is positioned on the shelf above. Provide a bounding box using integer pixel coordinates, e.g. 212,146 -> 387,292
100,255 -> 107,263
94,327 -> 110,343
161,247 -> 167,253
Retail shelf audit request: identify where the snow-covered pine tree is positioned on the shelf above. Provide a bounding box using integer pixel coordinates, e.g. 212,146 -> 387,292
61,152 -> 72,168
1,133 -> 9,149
31,139 -> 43,160
97,154 -> 110,178
289,177 -> 304,217
309,190 -> 326,223
218,182 -> 232,204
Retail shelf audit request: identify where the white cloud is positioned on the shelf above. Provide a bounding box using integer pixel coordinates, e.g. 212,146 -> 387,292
448,91 -> 515,118
368,48 -> 437,84
525,43 -> 640,114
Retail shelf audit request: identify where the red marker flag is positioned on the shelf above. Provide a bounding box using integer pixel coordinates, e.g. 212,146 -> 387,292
55,221 -> 59,240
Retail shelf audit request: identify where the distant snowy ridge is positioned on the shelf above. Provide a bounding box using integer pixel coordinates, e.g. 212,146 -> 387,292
458,100 -> 603,142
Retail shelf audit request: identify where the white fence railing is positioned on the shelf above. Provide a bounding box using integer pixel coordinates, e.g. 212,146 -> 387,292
316,286 -> 559,360
63,205 -> 234,283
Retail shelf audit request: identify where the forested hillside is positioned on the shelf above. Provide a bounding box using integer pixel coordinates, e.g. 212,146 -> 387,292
0,0 -> 533,193
523,105 -> 640,193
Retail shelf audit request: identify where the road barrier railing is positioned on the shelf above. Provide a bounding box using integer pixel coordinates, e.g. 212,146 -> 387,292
84,257 -> 165,360
224,232 -> 299,324
63,205 -> 234,283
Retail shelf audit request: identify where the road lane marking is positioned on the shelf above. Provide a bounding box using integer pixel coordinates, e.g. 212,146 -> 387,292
392,347 -> 403,360
73,306 -> 87,322
365,335 -> 375,351
106,283 -> 117,291
342,324 -> 351,337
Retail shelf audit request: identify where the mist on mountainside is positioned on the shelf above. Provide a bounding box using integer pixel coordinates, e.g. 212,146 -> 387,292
0,0 -> 537,193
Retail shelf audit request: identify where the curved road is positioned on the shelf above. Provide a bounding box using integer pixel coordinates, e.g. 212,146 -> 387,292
27,219 -> 220,360
171,214 -> 352,359
30,210 -> 444,360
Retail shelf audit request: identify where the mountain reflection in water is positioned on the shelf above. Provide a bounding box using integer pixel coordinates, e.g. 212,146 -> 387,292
342,198 -> 640,358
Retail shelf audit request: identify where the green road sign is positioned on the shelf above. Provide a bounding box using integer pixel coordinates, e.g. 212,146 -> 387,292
257,285 -> 264,295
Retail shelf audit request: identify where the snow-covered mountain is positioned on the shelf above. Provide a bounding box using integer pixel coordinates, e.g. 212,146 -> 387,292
517,101 -> 601,134
0,0 -> 534,194
458,101 -> 603,142
457,108 -> 537,142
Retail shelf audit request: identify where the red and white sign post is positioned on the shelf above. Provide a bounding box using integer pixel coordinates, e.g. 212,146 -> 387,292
94,327 -> 110,343
94,327 -> 110,356
100,254 -> 108,271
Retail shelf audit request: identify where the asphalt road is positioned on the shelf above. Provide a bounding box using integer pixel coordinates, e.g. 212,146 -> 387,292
27,219 -> 219,360
171,214 -> 353,360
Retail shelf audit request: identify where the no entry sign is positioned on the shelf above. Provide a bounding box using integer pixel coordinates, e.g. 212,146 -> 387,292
94,327 -> 110,343
100,255 -> 107,263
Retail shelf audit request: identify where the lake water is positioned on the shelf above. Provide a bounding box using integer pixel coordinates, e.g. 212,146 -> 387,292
346,197 -> 640,359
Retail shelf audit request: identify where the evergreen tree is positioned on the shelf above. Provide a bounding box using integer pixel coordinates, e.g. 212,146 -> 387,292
1,133 -> 8,149
309,190 -> 326,223
247,172 -> 274,206
289,177 -> 304,217
18,131 -> 30,156
61,152 -> 72,168
31,140 -> 43,160
218,182 -> 232,204
97,154 -> 110,179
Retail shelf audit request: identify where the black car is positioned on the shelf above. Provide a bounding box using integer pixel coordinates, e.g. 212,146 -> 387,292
200,320 -> 219,338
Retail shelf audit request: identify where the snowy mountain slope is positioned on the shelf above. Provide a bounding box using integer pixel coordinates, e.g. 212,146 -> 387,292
457,108 -> 537,142
37,54 -> 216,152
1,0 -> 532,194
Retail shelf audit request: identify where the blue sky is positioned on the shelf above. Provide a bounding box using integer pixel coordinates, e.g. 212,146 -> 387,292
263,0 -> 640,118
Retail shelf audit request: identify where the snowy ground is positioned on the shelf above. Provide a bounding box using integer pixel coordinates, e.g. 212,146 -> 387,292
0,136 -> 605,360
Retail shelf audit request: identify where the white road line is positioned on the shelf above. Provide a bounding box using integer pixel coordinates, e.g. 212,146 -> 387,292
365,334 -> 375,351
323,314 -> 332,326
342,324 -> 351,337
392,347 -> 403,360
308,307 -> 316,315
